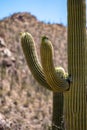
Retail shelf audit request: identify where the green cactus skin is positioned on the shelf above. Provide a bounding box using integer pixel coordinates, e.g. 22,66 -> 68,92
21,32 -> 52,90
40,36 -> 70,92
64,0 -> 87,130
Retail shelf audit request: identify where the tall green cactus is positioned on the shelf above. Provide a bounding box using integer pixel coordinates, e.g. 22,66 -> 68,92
64,0 -> 87,129
20,0 -> 87,130
21,32 -> 67,130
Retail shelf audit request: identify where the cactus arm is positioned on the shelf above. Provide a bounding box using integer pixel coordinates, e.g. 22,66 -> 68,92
21,32 -> 52,90
21,32 -> 69,92
40,36 -> 70,92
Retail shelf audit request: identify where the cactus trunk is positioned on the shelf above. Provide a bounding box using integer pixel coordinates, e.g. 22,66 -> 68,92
64,0 -> 87,130
52,93 -> 64,130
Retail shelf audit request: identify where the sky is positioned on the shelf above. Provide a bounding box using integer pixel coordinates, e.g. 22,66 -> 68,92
0,0 -> 86,26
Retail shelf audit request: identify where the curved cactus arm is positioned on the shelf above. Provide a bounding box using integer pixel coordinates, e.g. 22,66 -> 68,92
40,36 -> 70,92
21,32 -> 52,90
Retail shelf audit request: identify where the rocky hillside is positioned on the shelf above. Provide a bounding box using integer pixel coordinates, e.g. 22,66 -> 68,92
0,12 -> 68,130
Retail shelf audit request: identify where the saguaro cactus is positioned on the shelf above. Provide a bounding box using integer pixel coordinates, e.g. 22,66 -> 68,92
21,32 -> 68,130
64,0 -> 87,129
20,0 -> 87,130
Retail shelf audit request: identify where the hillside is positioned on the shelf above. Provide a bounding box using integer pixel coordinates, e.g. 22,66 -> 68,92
0,12 -> 68,130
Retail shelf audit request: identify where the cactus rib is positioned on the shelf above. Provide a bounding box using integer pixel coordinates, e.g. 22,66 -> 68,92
40,36 -> 70,92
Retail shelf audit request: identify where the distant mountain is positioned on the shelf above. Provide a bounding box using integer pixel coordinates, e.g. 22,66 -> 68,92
0,12 -> 67,129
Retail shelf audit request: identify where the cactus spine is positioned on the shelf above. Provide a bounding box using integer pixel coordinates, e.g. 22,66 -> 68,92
21,0 -> 87,129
